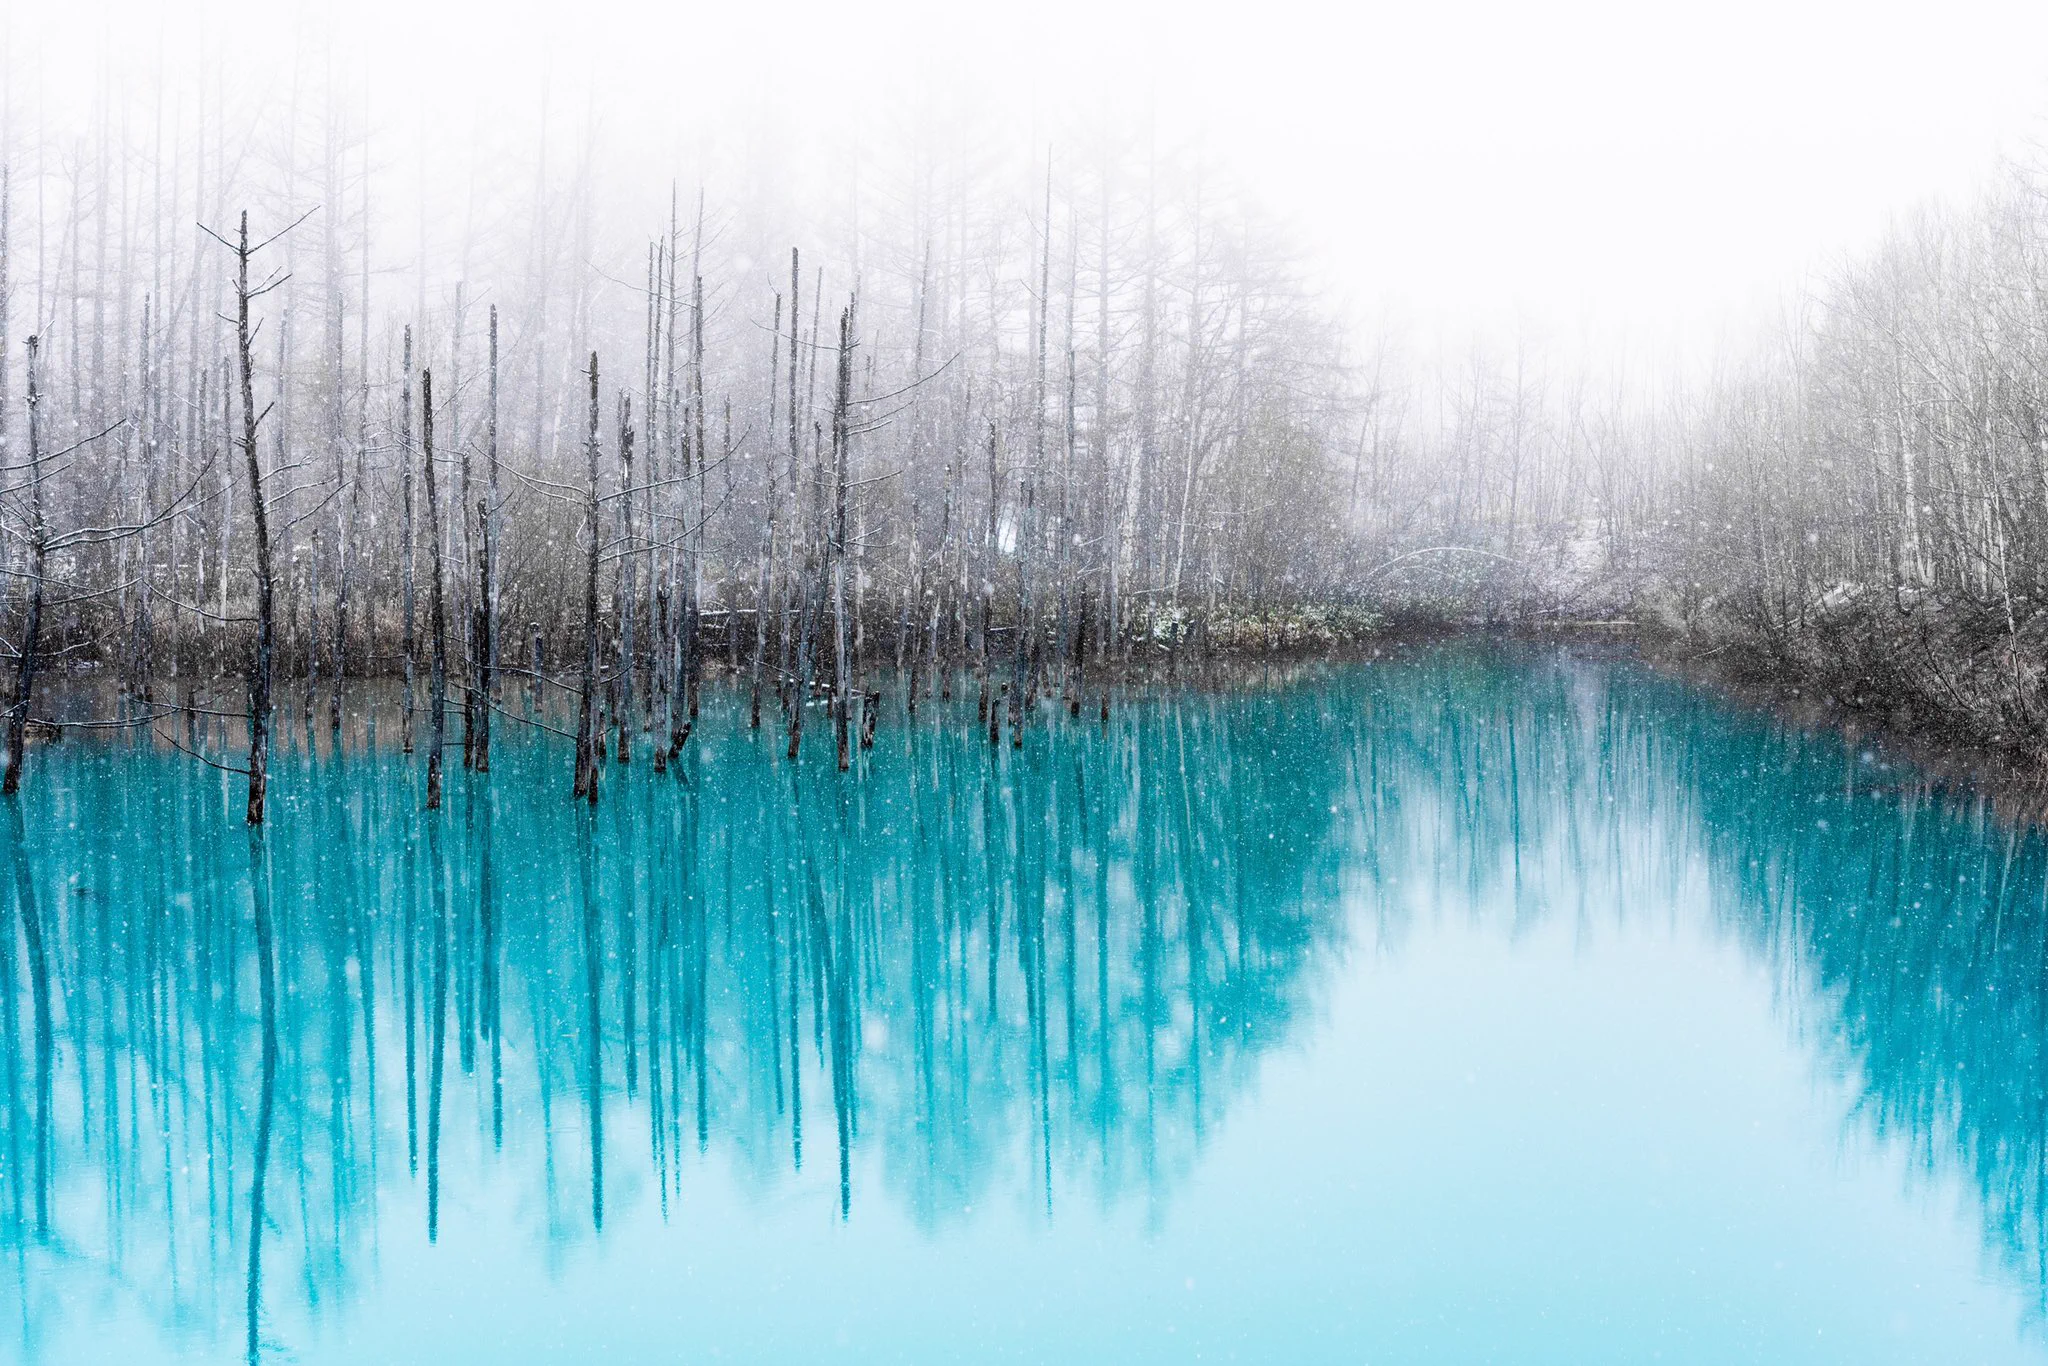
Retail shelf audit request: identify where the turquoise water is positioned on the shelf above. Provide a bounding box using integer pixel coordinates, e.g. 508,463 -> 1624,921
1,643 -> 2044,1363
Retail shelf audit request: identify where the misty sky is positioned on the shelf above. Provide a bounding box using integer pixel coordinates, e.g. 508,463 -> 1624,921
9,0 -> 2048,366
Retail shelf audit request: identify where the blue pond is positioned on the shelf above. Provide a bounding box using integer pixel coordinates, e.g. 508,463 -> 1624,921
0,643 -> 2042,1363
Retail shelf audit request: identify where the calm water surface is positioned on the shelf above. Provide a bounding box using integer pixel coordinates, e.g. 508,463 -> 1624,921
1,643 -> 2043,1363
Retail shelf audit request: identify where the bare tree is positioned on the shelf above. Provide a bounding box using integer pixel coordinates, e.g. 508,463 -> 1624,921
573,352 -> 601,803
422,369 -> 448,809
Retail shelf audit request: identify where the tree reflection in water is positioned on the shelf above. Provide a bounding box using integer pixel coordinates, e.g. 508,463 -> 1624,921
0,645 -> 2043,1357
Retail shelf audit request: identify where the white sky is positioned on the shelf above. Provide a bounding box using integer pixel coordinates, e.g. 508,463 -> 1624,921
11,0 -> 2048,368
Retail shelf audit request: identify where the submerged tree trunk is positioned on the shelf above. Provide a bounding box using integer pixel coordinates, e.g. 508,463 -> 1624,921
528,623 -> 543,714
573,352 -> 602,803
472,499 -> 491,770
335,206 -> 373,735
331,328 -> 365,736
473,305 -> 499,772
1014,171 -> 1050,749
236,212 -> 276,826
684,261 -> 706,734
831,301 -> 854,772
615,394 -> 635,764
1096,153 -> 1116,666
642,241 -> 662,751
422,370 -> 449,810
779,249 -> 802,724
752,293 -> 780,730
3,337 -> 45,796
977,420 -> 999,729
454,288 -> 474,771
400,327 -> 417,755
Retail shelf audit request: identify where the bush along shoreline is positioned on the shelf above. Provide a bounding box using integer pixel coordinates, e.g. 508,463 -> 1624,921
1669,597 -> 2042,753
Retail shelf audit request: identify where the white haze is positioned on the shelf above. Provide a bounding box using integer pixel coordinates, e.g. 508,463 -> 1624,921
10,0 -> 2048,371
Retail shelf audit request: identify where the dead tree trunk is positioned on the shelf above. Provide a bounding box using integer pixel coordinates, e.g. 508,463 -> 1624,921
528,623 -> 542,713
472,499 -> 491,769
473,305 -> 499,770
789,418 -> 823,763
573,352 -> 602,803
1096,152 -> 1116,665
903,247 -> 932,717
331,311 -> 364,735
779,249 -> 802,722
615,395 -> 635,763
653,230 -> 679,770
400,326 -> 417,754
685,263 -> 706,730
1013,169 -> 1050,748
642,242 -> 661,748
235,212 -> 276,826
3,336 -> 45,796
751,293 -> 780,730
981,419 -> 999,709
422,370 -> 449,810
831,302 -> 855,772
454,288 -> 474,770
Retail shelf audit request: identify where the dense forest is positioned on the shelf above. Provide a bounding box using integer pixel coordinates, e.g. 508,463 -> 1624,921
5,48 -> 2048,816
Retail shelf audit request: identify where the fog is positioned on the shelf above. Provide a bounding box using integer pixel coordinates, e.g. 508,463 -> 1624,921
15,0 -> 2048,358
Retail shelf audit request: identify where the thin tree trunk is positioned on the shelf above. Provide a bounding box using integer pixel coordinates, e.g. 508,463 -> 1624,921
831,302 -> 855,771
573,352 -> 602,803
3,337 -> 44,796
330,296 -> 363,736
236,212 -> 275,826
1014,164 -> 1049,747
752,293 -> 780,729
454,286 -> 473,769
475,304 -> 499,770
780,249 -> 802,721
1096,150 -> 1115,665
686,260 -> 705,729
616,394 -> 635,763
401,326 -> 417,754
528,623 -> 543,713
469,497 -> 490,767
422,369 -> 448,809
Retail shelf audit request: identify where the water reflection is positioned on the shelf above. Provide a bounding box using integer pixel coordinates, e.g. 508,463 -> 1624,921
0,645 -> 2043,1359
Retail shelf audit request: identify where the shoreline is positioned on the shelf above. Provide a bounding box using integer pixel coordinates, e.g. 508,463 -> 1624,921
24,610 -> 2046,814
1637,624 -> 2048,820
